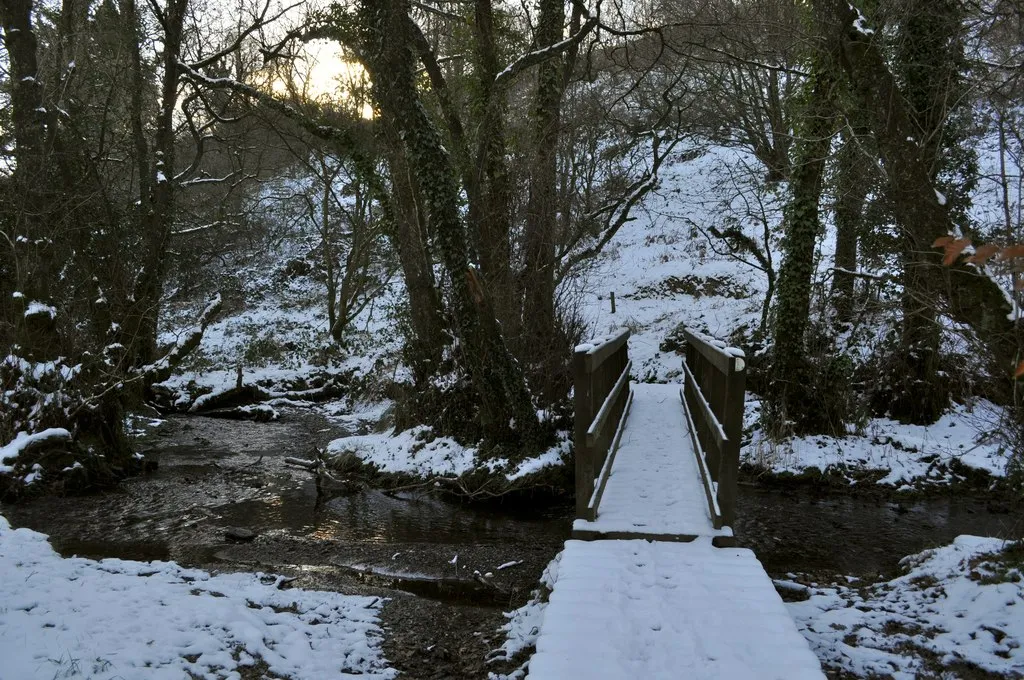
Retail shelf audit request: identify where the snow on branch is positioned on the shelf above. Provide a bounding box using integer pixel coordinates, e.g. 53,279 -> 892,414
830,267 -> 891,281
172,220 -> 236,237
494,16 -> 599,89
176,171 -> 243,188
137,293 -> 223,385
1,429 -> 72,474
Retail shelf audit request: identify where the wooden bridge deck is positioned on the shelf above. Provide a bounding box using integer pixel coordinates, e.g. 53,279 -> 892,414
528,539 -> 825,680
528,328 -> 823,679
572,383 -> 732,542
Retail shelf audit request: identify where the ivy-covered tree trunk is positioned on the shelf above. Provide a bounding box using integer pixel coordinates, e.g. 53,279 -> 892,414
471,0 -> 516,333
520,0 -> 567,398
831,130 -> 869,322
769,30 -> 839,429
379,121 -> 446,380
821,0 -> 956,423
360,0 -> 540,449
889,0 -> 968,422
0,0 -> 60,358
0,0 -> 141,477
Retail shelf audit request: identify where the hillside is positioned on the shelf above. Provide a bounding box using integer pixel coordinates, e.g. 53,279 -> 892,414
155,139 -> 1015,492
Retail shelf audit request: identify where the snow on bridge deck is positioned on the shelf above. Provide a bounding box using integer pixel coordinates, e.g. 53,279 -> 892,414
527,539 -> 825,680
528,382 -> 824,679
573,382 -> 730,541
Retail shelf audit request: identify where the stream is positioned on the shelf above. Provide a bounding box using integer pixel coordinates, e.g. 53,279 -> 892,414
2,411 -> 1022,678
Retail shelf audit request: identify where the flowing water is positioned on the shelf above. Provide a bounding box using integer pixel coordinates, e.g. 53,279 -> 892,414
3,412 -> 1021,590
3,412 -> 1021,678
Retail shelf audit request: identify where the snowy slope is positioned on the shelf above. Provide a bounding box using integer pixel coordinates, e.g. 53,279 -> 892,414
570,140 -> 1014,484
575,143 -> 776,383
156,138 -> 1015,484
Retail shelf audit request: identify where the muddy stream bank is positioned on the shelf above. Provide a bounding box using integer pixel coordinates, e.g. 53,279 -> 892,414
3,412 -> 1022,679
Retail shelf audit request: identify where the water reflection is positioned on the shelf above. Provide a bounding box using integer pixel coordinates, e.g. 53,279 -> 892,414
734,487 -> 1020,576
211,480 -> 570,546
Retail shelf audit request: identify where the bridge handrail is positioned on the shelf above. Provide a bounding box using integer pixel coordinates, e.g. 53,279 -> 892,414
573,328 -> 632,520
680,328 -> 746,528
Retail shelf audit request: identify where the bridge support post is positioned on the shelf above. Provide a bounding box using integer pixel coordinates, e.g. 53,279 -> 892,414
573,349 -> 595,520
681,329 -> 748,529
718,356 -> 746,527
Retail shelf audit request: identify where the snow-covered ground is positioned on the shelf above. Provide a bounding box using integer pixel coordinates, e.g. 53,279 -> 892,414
570,141 -> 1014,487
0,514 -> 395,680
152,139 -> 1016,487
327,425 -> 571,481
744,397 -> 1011,487
788,536 -> 1023,678
487,553 -> 561,680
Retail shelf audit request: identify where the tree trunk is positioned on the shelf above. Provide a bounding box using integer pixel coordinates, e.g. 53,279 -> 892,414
821,0 -> 955,422
769,30 -> 839,427
470,0 -> 516,332
361,0 -> 540,447
832,130 -> 869,322
519,0 -> 566,398
0,0 -> 59,357
379,120 -> 446,381
128,0 -> 187,367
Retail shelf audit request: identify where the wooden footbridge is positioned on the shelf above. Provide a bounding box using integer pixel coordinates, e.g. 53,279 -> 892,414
527,328 -> 824,679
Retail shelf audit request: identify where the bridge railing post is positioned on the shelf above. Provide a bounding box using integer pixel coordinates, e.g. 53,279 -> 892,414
717,353 -> 746,527
573,348 -> 595,520
573,328 -> 632,522
680,328 -> 747,529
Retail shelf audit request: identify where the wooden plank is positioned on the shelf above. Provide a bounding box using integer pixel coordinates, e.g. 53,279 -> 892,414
586,360 -> 632,447
681,358 -> 727,451
717,354 -> 746,527
573,350 -> 594,519
679,387 -> 723,529
582,328 -> 630,373
570,527 -> 702,542
586,388 -> 634,521
571,526 -> 737,547
681,328 -> 734,374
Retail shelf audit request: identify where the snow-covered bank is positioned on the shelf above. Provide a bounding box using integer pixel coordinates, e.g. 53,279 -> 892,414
151,139 -> 1017,492
487,552 -> 562,680
788,536 -> 1023,678
326,427 -> 572,482
0,514 -> 395,680
744,398 -> 1013,488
